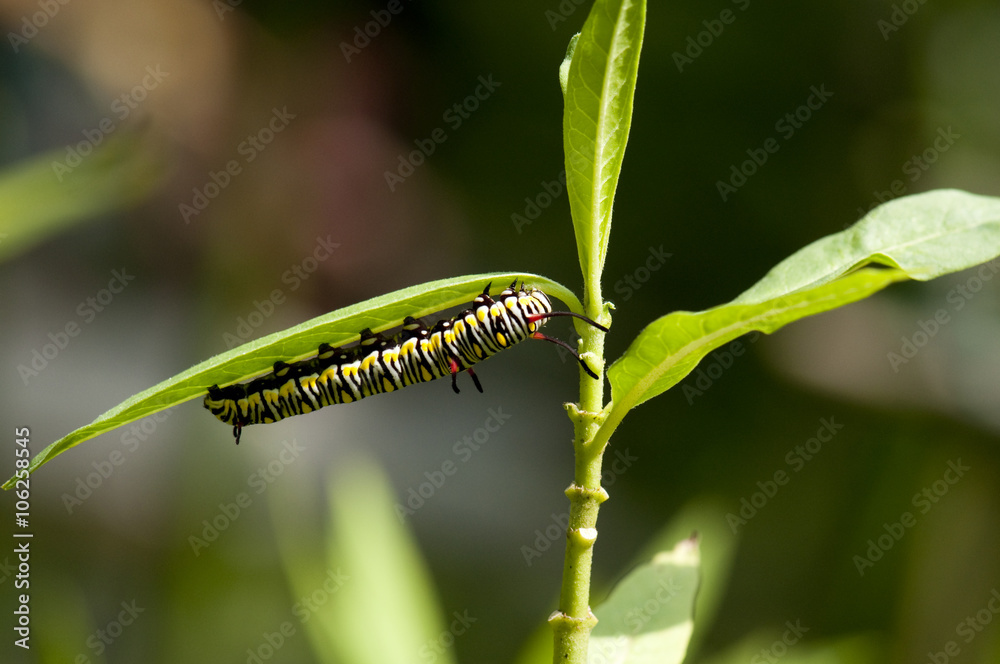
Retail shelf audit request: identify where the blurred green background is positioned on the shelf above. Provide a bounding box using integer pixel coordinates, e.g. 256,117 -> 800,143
2,1 -> 1000,662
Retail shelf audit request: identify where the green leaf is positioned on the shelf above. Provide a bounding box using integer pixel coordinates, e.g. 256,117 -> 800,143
639,498 -> 740,657
607,267 -> 907,415
602,189 -> 1000,447
326,462 -> 455,664
273,460 -> 454,664
3,272 -> 581,489
587,537 -> 700,664
562,0 -> 645,288
0,129 -> 164,263
734,189 -> 1000,304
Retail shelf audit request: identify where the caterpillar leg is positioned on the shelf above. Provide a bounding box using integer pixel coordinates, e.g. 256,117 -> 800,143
466,367 -> 483,393
448,359 -> 484,394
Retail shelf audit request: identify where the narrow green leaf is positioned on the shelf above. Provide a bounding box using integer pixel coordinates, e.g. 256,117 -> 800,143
734,189 -> 1000,304
607,268 -> 908,415
269,460 -> 453,664
563,0 -> 645,285
322,461 -> 456,664
640,498 -> 740,657
602,189 -> 1000,446
0,129 -> 164,262
587,537 -> 700,664
3,273 -> 581,489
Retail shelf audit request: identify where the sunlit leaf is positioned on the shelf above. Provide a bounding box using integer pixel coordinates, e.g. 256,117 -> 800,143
607,268 -> 907,414
587,537 -> 700,664
272,461 -> 454,664
324,462 -> 455,664
600,189 -> 1000,448
562,0 -> 645,286
639,498 -> 739,657
734,189 -> 1000,304
3,273 -> 581,489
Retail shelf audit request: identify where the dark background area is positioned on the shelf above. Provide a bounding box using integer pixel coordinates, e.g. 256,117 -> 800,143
2,1 -> 999,662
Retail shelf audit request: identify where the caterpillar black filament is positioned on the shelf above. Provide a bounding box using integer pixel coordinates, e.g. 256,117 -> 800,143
204,282 -> 607,443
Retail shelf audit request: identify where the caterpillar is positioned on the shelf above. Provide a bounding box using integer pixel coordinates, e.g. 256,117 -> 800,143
204,281 -> 608,444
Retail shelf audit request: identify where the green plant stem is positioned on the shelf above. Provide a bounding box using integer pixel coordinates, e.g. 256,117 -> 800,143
552,285 -> 610,663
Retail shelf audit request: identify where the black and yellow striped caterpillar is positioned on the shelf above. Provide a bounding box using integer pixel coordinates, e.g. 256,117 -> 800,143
204,282 -> 607,443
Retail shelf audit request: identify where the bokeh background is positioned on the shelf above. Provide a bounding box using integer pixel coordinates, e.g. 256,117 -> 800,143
2,1 -> 1000,663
